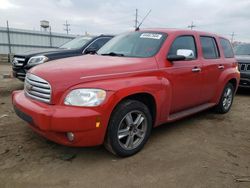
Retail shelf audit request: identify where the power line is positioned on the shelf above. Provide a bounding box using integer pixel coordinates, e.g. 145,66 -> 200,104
63,20 -> 70,34
188,21 -> 196,30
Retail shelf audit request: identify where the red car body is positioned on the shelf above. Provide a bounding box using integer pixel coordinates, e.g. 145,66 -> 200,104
12,29 -> 240,148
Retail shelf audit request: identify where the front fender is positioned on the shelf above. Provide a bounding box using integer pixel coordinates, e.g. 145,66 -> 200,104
65,75 -> 171,127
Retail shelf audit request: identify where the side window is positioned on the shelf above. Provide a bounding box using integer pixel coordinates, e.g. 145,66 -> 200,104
220,38 -> 234,58
89,37 -> 111,50
200,36 -> 220,59
168,36 -> 197,58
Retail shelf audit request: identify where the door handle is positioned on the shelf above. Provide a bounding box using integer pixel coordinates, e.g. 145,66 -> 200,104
218,65 -> 224,69
192,67 -> 201,72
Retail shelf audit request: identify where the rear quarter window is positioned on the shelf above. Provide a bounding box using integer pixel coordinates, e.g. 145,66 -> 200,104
200,36 -> 220,59
220,38 -> 234,58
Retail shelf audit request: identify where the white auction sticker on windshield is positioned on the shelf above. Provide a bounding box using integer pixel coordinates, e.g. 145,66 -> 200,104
140,33 -> 162,39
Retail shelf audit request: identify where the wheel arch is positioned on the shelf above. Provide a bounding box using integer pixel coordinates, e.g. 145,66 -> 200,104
111,92 -> 157,127
213,76 -> 239,104
228,78 -> 237,93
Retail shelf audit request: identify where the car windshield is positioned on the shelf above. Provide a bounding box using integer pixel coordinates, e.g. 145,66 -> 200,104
60,37 -> 93,49
97,31 -> 167,58
234,44 -> 250,55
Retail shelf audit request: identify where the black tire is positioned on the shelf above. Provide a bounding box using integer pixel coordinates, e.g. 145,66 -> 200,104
104,100 -> 152,157
214,82 -> 235,114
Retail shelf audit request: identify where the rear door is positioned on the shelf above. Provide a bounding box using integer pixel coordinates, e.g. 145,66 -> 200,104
199,36 -> 223,103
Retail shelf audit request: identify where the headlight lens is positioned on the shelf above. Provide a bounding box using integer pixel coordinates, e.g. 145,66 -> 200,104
27,55 -> 48,66
64,89 -> 106,107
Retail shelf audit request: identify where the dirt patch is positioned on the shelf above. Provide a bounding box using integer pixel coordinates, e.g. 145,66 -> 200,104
0,64 -> 23,96
0,79 -> 250,187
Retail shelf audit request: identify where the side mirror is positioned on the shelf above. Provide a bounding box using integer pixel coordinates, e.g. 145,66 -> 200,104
177,49 -> 195,59
167,54 -> 186,61
84,47 -> 97,54
167,49 -> 195,62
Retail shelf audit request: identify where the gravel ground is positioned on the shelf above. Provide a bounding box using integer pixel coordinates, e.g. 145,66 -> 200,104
0,64 -> 250,188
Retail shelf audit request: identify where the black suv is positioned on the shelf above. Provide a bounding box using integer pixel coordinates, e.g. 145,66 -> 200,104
234,44 -> 250,88
12,35 -> 113,81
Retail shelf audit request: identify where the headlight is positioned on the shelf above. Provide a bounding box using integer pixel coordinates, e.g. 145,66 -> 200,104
64,89 -> 106,107
27,55 -> 48,66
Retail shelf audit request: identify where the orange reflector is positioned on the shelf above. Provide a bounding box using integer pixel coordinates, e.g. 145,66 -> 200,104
96,122 -> 101,128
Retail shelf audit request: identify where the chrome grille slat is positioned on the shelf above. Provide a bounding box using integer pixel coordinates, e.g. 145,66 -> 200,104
12,57 -> 25,67
25,91 -> 50,103
31,86 -> 51,94
24,73 -> 51,104
17,73 -> 26,76
26,77 -> 50,89
26,90 -> 50,99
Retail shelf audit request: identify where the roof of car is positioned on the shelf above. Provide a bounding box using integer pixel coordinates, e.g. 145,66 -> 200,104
75,35 -> 114,39
139,28 -> 226,39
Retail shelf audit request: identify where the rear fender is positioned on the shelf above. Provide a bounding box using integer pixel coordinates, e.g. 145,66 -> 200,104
212,67 -> 240,104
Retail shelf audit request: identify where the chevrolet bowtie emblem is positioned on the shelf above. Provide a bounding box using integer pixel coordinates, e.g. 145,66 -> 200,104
25,83 -> 33,90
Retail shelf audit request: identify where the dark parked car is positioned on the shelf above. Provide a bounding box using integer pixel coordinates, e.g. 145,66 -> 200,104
234,44 -> 250,88
12,35 -> 113,81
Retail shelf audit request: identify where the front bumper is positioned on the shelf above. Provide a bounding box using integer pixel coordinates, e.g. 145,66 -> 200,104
239,72 -> 250,88
12,67 -> 26,81
12,91 -> 108,147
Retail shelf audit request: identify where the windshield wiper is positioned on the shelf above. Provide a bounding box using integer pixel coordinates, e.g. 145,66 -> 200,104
101,52 -> 125,57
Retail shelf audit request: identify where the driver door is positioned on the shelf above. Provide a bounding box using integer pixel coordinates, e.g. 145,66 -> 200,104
166,35 -> 203,114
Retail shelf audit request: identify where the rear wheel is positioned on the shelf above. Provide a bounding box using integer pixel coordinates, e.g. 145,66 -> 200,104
105,100 -> 152,157
214,83 -> 235,114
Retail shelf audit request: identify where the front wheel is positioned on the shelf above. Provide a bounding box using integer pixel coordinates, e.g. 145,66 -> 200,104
214,83 -> 235,114
105,100 -> 152,157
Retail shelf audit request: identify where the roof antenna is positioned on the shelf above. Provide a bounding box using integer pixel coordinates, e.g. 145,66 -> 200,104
135,9 -> 152,31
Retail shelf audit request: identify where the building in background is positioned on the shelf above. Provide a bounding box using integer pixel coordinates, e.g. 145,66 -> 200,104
0,26 -> 77,56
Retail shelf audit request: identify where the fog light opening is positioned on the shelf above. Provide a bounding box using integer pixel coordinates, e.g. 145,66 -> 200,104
66,132 -> 75,142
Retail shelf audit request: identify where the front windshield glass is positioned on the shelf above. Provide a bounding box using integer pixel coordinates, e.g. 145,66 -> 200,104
98,31 -> 167,58
60,37 -> 93,49
234,44 -> 250,55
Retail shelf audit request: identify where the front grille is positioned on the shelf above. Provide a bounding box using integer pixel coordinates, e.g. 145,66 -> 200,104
238,63 -> 250,72
12,57 -> 25,67
16,72 -> 26,80
24,73 -> 51,103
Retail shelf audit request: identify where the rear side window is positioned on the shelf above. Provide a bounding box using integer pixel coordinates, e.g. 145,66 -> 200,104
200,36 -> 220,59
220,38 -> 234,58
168,36 -> 197,58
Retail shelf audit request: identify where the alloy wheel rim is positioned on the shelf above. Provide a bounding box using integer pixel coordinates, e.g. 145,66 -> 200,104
222,87 -> 233,110
117,110 -> 147,150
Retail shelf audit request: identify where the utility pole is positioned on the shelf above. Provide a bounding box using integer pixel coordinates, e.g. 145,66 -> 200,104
49,26 -> 52,47
230,32 -> 235,43
6,20 -> 12,60
134,9 -> 138,30
188,21 -> 196,30
63,20 -> 70,34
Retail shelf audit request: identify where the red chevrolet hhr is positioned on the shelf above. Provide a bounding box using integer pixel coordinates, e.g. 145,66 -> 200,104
13,29 -> 240,157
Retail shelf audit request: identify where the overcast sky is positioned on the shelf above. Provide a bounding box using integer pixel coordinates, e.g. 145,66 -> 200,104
0,0 -> 250,42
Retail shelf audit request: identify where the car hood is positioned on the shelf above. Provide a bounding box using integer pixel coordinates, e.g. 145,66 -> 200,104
235,55 -> 250,63
29,55 -> 157,101
15,48 -> 78,58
